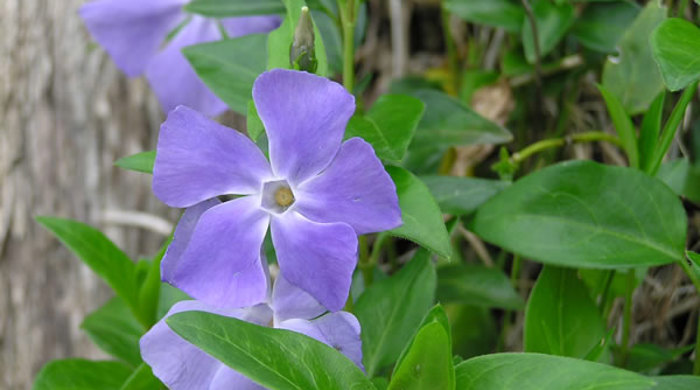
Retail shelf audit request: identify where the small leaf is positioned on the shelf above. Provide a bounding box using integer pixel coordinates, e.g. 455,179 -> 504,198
639,93 -> 665,172
598,84 -> 639,168
437,263 -> 524,310
471,161 -> 687,268
167,312 -> 374,390
388,166 -> 452,258
651,18 -> 700,91
33,359 -> 133,390
444,0 -> 524,33
114,151 -> 155,174
355,250 -> 437,377
247,100 -> 265,142
420,175 -> 509,216
184,0 -> 285,17
522,0 -> 575,64
524,267 -> 607,359
184,34 -> 269,114
81,297 -> 144,366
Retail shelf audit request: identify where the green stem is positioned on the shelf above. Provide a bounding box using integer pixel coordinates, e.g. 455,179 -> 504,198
511,131 -> 623,165
358,235 -> 372,286
619,269 -> 635,367
340,0 -> 356,92
441,7 -> 460,95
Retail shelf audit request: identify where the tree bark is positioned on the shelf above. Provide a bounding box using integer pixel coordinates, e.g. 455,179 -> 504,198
0,1 -> 170,388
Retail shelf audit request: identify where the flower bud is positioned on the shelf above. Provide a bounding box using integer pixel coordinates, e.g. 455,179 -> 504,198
290,6 -> 317,73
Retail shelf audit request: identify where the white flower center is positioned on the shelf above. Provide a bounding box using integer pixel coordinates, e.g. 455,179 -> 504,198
261,179 -> 295,213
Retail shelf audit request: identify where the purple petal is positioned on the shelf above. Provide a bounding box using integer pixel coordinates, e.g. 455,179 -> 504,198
80,0 -> 187,77
168,196 -> 270,308
145,16 -> 228,116
161,198 -> 221,282
270,212 -> 357,312
153,105 -> 272,208
295,137 -> 402,235
221,16 -> 282,38
141,300 -> 272,390
271,274 -> 326,323
278,312 -> 364,369
252,69 -> 355,184
210,368 -> 264,390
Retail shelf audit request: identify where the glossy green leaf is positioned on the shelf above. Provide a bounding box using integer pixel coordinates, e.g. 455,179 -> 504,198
597,84 -> 639,168
524,267 -> 606,359
522,0 -> 575,63
167,311 -> 374,390
455,353 -> 655,389
471,161 -> 687,268
119,364 -> 161,390
444,0 -> 524,32
81,297 -> 144,366
601,0 -> 666,115
345,94 -> 424,163
184,34 -> 268,114
114,151 -> 155,174
437,263 -> 524,310
33,359 -> 133,390
184,0 -> 285,17
388,306 -> 455,390
571,1 -> 640,53
267,0 -> 328,76
36,217 -> 142,321
651,18 -> 700,91
420,176 -> 509,216
387,166 -> 452,258
355,250 -> 437,377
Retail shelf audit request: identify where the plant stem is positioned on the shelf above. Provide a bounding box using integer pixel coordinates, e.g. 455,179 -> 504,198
358,235 -> 372,286
340,0 -> 356,92
619,269 -> 635,367
511,131 -> 623,165
441,7 -> 459,95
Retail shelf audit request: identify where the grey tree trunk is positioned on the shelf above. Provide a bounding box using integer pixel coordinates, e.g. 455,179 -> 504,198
0,1 -> 170,388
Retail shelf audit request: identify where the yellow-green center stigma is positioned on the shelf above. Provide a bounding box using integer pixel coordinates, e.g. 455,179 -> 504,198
275,187 -> 295,208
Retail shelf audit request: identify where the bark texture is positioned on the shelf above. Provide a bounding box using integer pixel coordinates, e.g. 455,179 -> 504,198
0,1 -> 170,388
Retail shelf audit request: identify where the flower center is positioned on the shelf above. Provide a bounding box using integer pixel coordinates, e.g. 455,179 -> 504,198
261,179 -> 295,213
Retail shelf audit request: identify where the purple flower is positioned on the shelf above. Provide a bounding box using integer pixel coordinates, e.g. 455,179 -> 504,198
153,69 -> 402,311
140,275 -> 363,389
79,0 -> 281,116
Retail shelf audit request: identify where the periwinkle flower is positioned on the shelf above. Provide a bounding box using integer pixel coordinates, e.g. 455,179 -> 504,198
141,275 -> 363,389
153,69 -> 401,311
79,0 -> 281,116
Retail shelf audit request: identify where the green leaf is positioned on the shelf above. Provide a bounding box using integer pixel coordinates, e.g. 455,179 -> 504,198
81,297 -> 144,366
166,312 -> 374,390
571,1 -> 640,53
639,92 -> 665,172
184,34 -> 268,114
522,0 -> 575,63
436,263 -> 524,310
471,161 -> 687,268
247,100 -> 265,141
267,0 -> 328,76
447,304 -> 498,359
444,0 -> 524,33
601,0 -> 666,115
119,364 -> 161,390
345,94 -> 425,163
156,283 -> 191,321
651,18 -> 700,91
652,376 -> 700,390
184,0 -> 285,17
36,217 -> 143,321
114,151 -> 155,174
625,343 -> 691,373
420,175 -> 509,216
387,166 -> 452,258
33,359 -> 133,390
524,267 -> 607,359
355,250 -> 437,377
388,306 -> 455,390
598,84 -> 639,168
455,353 -> 655,389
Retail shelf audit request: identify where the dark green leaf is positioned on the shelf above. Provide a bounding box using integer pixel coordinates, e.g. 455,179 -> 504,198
444,0 -> 524,32
522,0 -> 575,63
651,18 -> 700,91
185,0 -> 285,17
355,250 -> 437,377
114,151 -> 155,174
639,93 -> 665,172
447,304 -> 498,359
33,359 -> 133,390
455,353 -> 655,389
571,1 -> 640,53
601,0 -> 666,115
119,363 -> 161,390
420,175 -> 509,216
524,267 -> 607,359
598,84 -> 639,168
437,263 -> 524,310
81,297 -> 144,366
156,283 -> 191,321
387,166 -> 452,258
185,34 -> 268,114
471,161 -> 687,268
625,343 -> 691,373
167,312 -> 374,390
345,94 -> 425,163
